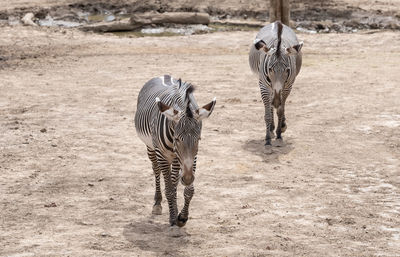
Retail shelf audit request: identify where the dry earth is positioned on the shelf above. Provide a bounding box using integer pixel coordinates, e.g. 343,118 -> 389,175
1,10 -> 400,257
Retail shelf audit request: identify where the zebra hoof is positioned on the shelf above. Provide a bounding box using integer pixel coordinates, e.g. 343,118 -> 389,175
176,214 -> 188,227
152,205 -> 162,215
281,124 -> 287,133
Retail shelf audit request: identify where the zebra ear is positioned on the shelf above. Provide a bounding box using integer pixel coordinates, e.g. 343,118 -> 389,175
285,42 -> 303,55
195,97 -> 216,121
156,97 -> 180,121
254,39 -> 270,54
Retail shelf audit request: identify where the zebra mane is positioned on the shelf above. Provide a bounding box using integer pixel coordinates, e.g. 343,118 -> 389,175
185,83 -> 195,97
175,78 -> 196,114
184,84 -> 196,117
186,105 -> 194,118
177,80 -> 195,101
276,21 -> 283,58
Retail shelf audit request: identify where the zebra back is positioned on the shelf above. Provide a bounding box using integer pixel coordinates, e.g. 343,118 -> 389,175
249,22 -> 302,78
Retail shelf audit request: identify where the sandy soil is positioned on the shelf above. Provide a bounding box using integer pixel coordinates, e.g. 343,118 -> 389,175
1,13 -> 400,257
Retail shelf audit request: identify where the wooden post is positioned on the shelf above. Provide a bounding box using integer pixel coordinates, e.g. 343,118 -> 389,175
269,0 -> 280,23
269,0 -> 290,26
281,0 -> 290,26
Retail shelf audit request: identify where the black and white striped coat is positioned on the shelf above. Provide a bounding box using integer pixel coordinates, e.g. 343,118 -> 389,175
249,21 -> 303,146
134,75 -> 216,226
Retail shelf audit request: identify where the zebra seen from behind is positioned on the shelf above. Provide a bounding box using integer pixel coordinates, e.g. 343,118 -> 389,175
134,75 -> 216,227
249,21 -> 303,146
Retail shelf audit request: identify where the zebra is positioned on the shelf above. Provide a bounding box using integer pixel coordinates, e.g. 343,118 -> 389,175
249,21 -> 303,146
134,75 -> 216,227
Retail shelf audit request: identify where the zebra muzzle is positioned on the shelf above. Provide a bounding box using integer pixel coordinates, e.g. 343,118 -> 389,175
180,173 -> 194,186
273,90 -> 281,108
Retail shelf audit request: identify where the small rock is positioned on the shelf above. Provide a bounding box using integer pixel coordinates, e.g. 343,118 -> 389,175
40,128 -> 47,133
88,183 -> 94,187
315,23 -> 325,30
8,16 -> 20,26
51,144 -> 57,147
22,13 -> 37,26
98,178 -> 104,182
105,15 -> 116,22
44,202 -> 57,208
344,19 -> 360,28
330,23 -> 342,32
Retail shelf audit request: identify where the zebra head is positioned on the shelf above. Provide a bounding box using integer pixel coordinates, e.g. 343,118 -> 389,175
156,96 -> 216,186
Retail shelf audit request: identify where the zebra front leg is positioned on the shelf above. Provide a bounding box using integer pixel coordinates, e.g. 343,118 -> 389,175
147,147 -> 162,215
177,185 -> 194,227
270,106 -> 275,138
276,104 -> 286,144
177,156 -> 196,227
171,157 -> 180,221
157,155 -> 177,226
259,82 -> 273,146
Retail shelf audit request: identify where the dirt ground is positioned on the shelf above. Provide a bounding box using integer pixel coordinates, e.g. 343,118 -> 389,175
1,3 -> 400,257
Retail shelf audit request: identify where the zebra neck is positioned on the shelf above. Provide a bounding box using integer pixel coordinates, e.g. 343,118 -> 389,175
167,120 -> 175,140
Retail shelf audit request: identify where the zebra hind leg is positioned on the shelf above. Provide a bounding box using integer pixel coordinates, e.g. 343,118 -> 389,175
270,106 -> 275,138
147,147 -> 162,215
259,83 -> 273,146
281,116 -> 287,133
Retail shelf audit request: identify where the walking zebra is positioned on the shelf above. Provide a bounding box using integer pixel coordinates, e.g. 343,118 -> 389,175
134,75 -> 216,227
249,21 -> 303,146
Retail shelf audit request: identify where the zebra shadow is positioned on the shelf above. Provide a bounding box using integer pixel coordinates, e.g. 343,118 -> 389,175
123,217 -> 190,256
242,137 -> 294,163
